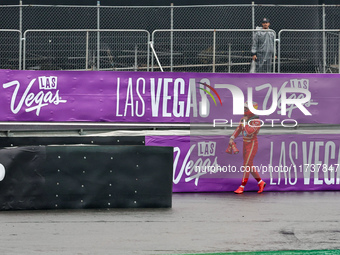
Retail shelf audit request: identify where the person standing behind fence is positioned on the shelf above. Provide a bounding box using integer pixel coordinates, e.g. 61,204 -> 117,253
251,18 -> 275,73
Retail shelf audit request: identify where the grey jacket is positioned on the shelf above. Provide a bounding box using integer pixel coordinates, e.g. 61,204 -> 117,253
251,29 -> 275,57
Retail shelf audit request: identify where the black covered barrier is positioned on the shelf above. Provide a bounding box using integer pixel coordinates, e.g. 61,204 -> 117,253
0,145 -> 173,210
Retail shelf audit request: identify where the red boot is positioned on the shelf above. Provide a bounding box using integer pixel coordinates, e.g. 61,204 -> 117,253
234,186 -> 244,194
258,181 -> 266,193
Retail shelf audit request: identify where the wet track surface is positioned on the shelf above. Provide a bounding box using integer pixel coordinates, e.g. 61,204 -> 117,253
1,192 -> 340,255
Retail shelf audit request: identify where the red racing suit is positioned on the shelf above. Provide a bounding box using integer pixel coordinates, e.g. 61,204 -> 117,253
231,117 -> 262,184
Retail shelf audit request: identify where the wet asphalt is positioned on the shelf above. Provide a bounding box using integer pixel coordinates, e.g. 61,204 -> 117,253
0,192 -> 340,255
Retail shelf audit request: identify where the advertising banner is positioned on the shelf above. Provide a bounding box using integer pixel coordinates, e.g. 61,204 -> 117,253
145,135 -> 340,192
0,69 -> 339,124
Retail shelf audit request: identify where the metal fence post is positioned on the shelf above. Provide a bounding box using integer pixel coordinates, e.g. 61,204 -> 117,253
170,3 -> 174,72
213,29 -> 216,73
273,38 -> 277,73
23,30 -> 26,70
134,44 -> 138,71
278,32 -> 281,73
97,1 -> 100,70
147,32 -> 150,72
19,0 -> 22,70
151,32 -> 154,71
228,43 -> 231,73
252,1 -> 255,30
86,31 -> 89,70
323,4 -> 326,73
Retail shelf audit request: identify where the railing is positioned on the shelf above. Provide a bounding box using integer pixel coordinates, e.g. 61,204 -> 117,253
23,29 -> 150,71
0,3 -> 340,73
1,4 -> 340,134
151,29 -> 276,73
0,28 -> 338,73
278,29 -> 340,74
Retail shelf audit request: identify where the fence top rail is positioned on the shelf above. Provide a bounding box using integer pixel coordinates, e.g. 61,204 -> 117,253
278,29 -> 340,36
152,29 -> 276,32
0,29 -> 21,32
0,4 -> 338,8
24,29 -> 150,32
152,29 -> 276,39
279,29 -> 340,31
23,29 -> 150,37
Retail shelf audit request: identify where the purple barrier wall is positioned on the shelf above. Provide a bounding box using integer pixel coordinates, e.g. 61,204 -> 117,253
145,135 -> 340,192
0,69 -> 339,124
1,70 -> 340,192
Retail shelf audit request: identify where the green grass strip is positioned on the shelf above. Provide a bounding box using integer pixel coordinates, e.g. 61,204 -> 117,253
173,249 -> 340,255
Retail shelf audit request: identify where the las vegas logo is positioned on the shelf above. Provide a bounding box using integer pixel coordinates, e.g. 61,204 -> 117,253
3,76 -> 67,116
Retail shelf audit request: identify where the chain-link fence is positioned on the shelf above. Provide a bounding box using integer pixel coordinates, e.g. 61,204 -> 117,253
278,30 -> 340,73
326,31 -> 340,73
152,29 -> 276,73
0,30 -> 21,70
23,30 -> 150,71
0,4 -> 334,30
1,4 -> 340,73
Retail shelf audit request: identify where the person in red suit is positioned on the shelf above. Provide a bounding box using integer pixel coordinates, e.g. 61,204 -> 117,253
229,101 -> 266,194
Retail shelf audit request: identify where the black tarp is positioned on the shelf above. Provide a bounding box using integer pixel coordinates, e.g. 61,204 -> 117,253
0,145 -> 173,210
